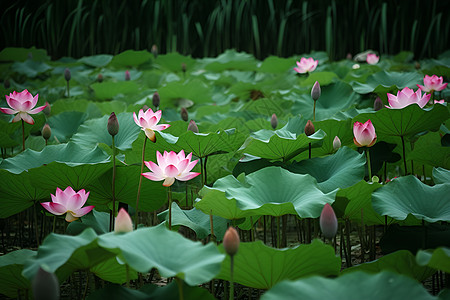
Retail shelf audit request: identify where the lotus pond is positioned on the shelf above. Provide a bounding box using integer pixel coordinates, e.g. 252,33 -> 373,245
0,47 -> 449,299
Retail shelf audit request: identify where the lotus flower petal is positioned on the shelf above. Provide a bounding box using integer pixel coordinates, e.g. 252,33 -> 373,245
115,208 -> 133,233
294,57 -> 318,74
386,87 -> 430,109
417,75 -> 448,92
42,187 -> 94,222
1,90 -> 46,123
353,120 -> 377,147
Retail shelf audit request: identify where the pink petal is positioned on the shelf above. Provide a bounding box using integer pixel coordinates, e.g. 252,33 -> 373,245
139,117 -> 149,129
176,172 -> 200,181
146,116 -> 158,128
19,112 -> 35,125
165,165 -> 179,177
154,124 -> 170,131
133,112 -> 141,127
41,202 -> 66,215
64,194 -> 84,211
115,208 -> 133,233
28,104 -> 47,114
156,151 -> 165,169
0,107 -> 17,114
71,205 -> 94,217
7,98 -> 22,111
142,172 -> 165,182
144,160 -> 164,177
166,151 -> 179,166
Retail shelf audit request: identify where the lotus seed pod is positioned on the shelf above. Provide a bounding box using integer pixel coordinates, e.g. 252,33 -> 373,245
152,92 -> 160,108
97,74 -> 104,83
142,105 -> 150,111
43,102 -> 51,116
187,120 -> 199,133
320,203 -> 338,239
304,120 -> 315,136
180,107 -> 188,121
332,136 -> 341,150
181,62 -> 186,73
107,112 -> 119,136
115,208 -> 133,233
271,113 -> 278,130
3,79 -> 10,89
151,44 -> 158,58
64,68 -> 71,82
223,227 -> 240,257
311,81 -> 321,101
125,70 -> 131,81
32,267 -> 60,300
373,97 -> 383,111
42,124 -> 52,141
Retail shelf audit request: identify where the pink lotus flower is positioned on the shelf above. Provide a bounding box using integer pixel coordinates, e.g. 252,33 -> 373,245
366,53 -> 379,65
115,208 -> 133,233
41,187 -> 94,222
320,203 -> 338,239
353,119 -> 376,147
142,150 -> 200,187
417,75 -> 448,93
133,108 -> 170,142
434,99 -> 445,104
293,57 -> 318,73
386,87 -> 430,109
0,90 -> 47,124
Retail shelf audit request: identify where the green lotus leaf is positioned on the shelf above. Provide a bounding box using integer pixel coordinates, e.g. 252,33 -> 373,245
433,167 -> 450,184
0,249 -> 35,298
196,166 -> 336,219
259,56 -> 297,73
372,175 -> 450,222
90,81 -> 140,100
287,147 -> 365,193
110,50 -> 152,67
342,250 -> 435,282
261,271 -> 436,300
408,131 -> 450,169
299,71 -> 338,87
97,225 -> 225,285
78,55 -> 113,67
158,203 -> 230,241
216,240 -> 340,289
201,50 -> 258,71
416,247 -> 450,273
11,59 -> 52,77
71,112 -> 140,151
47,111 -> 87,143
157,79 -> 212,105
351,71 -> 422,94
67,210 -> 110,235
154,52 -> 197,72
0,47 -> 49,62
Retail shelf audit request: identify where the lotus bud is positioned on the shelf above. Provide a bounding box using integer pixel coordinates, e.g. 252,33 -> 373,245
115,208 -> 133,233
42,124 -> 52,141
97,74 -> 104,83
319,203 -> 338,239
43,102 -> 51,116
151,44 -> 158,58
3,79 -> 10,89
304,120 -> 315,136
373,96 -> 383,111
311,81 -> 321,101
125,70 -> 131,81
332,136 -> 341,150
180,107 -> 188,121
223,226 -> 240,257
107,112 -> 119,136
187,120 -> 199,133
32,266 -> 60,300
181,62 -> 186,73
271,113 -> 278,130
142,104 -> 150,111
346,53 -> 352,60
64,68 -> 71,82
152,92 -> 160,108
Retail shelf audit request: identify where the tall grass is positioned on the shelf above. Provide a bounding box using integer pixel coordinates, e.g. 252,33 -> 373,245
1,0 -> 448,60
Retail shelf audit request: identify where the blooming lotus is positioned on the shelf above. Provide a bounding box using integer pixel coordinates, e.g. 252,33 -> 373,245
434,100 -> 445,104
0,90 -> 47,124
41,187 -> 94,222
133,108 -> 170,142
353,119 -> 376,147
366,53 -> 379,65
386,87 -> 430,109
417,75 -> 448,93
142,150 -> 200,187
293,57 -> 318,73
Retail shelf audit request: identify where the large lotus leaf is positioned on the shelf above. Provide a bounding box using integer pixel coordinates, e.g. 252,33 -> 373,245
352,104 -> 449,139
201,50 -> 258,71
416,247 -> 450,273
342,250 -> 435,282
71,112 -> 140,151
157,79 -> 212,105
216,240 -> 340,289
351,71 -> 422,94
87,164 -> 167,212
259,56 -> 297,73
90,81 -> 140,100
0,47 -> 49,62
158,203 -> 230,241
237,98 -> 287,119
372,175 -> 450,223
110,50 -> 152,67
408,131 -> 450,169
22,228 -> 134,284
286,147 -> 365,193
261,271 -> 436,300
11,59 -> 52,77
97,225 -> 225,285
78,54 -> 113,67
299,71 -> 339,87
196,167 -> 336,219
67,210 -> 109,235
433,167 -> 450,185
0,249 -> 35,298
290,81 -> 358,121
47,111 -> 87,143
0,170 -> 48,218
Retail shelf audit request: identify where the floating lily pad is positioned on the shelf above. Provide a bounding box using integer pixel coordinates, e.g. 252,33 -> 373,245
0,249 -> 35,298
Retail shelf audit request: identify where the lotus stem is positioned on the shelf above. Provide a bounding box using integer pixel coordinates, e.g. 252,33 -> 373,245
200,158 -> 204,186
126,265 -> 130,288
135,137 -> 147,230
204,155 -> 208,186
52,216 -> 56,233
168,186 -> 172,230
229,255 -> 235,300
33,202 -> 40,247
366,148 -> 372,181
308,143 -> 312,159
21,120 -> 25,152
276,216 -> 281,248
111,135 -> 116,231
401,135 -> 408,175
66,81 -> 70,98
210,210 -> 216,242
82,271 -> 89,300
175,277 -> 184,300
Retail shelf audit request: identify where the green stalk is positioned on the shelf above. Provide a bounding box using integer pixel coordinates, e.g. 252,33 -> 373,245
168,186 -> 172,230
229,255 -> 235,300
276,216 -> 280,248
66,80 -> 70,97
366,148 -> 372,181
175,277 -> 184,300
401,135 -> 408,175
210,210 -> 216,242
126,265 -> 130,288
21,119 -> 25,152
135,137 -> 147,229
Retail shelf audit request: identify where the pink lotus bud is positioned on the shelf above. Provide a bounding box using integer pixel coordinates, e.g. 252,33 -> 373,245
43,102 -> 51,116
353,120 -> 377,147
187,120 -> 199,133
223,227 -> 240,256
151,44 -> 158,58
152,92 -> 160,108
311,81 -> 321,101
373,96 -> 383,111
64,68 -> 71,82
181,62 -> 187,73
304,120 -> 315,136
115,208 -> 133,233
32,266 -> 60,300
320,203 -> 338,239
107,112 -> 119,136
97,74 -> 103,83
125,70 -> 131,81
366,53 -> 379,65
42,124 -> 52,141
3,79 -> 10,89
271,113 -> 278,129
180,107 -> 188,121
332,136 -> 341,150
